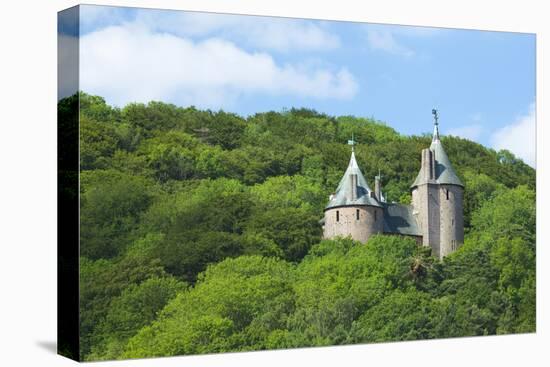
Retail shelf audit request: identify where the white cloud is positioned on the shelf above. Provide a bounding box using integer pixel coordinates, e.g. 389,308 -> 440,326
491,103 -> 536,167
366,29 -> 414,57
131,11 -> 340,53
365,24 -> 443,57
80,24 -> 358,108
447,124 -> 483,141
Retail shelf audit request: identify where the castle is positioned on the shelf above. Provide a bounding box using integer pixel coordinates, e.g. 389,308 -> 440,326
320,110 -> 464,259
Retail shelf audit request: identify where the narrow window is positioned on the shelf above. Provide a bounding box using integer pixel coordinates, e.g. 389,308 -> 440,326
452,219 -> 454,226
374,210 -> 377,221
356,209 -> 360,220
446,189 -> 449,200
336,210 -> 339,222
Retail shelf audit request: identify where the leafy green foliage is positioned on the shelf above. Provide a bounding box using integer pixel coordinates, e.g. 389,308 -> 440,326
122,256 -> 295,358
73,92 -> 536,360
349,288 -> 438,342
471,185 -> 536,244
286,236 -> 424,346
79,249 -> 167,358
80,170 -> 157,259
87,276 -> 187,361
462,170 -> 505,228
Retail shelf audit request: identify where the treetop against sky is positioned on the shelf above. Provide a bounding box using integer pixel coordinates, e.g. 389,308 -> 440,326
59,5 -> 536,167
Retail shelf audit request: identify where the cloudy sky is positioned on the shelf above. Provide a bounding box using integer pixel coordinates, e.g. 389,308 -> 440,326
59,5 -> 536,167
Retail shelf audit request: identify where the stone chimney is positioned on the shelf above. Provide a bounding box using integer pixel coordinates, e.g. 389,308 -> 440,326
375,175 -> 381,201
350,174 -> 357,200
421,148 -> 435,181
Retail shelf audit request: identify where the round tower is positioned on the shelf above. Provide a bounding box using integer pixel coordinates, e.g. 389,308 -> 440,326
438,184 -> 464,257
324,205 -> 383,243
323,140 -> 383,243
410,109 -> 464,258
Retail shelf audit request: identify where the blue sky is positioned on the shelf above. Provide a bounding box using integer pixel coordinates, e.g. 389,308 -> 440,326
59,5 -> 536,166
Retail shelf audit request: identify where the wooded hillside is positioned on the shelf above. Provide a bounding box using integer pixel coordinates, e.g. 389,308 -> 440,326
60,93 -> 536,360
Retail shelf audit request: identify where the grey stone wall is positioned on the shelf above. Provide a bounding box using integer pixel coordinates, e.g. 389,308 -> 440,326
412,183 -> 441,257
439,185 -> 464,257
323,205 -> 383,243
412,183 -> 464,259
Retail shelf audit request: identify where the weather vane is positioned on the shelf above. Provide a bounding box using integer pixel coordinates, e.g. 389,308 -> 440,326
432,108 -> 440,141
432,108 -> 439,126
347,133 -> 357,152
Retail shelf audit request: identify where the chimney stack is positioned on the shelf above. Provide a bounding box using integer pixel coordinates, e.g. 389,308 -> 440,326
431,150 -> 436,179
421,148 -> 434,181
375,175 -> 381,201
350,174 -> 358,200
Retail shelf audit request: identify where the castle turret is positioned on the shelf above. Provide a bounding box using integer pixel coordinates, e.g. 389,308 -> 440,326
411,109 -> 464,258
322,138 -> 383,243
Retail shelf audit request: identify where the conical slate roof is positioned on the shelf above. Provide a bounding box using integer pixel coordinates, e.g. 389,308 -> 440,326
325,151 -> 382,210
411,121 -> 463,188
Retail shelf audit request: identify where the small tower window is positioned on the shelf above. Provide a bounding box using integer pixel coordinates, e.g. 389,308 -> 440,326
336,210 -> 340,222
446,189 -> 449,200
356,209 -> 360,220
374,210 -> 377,221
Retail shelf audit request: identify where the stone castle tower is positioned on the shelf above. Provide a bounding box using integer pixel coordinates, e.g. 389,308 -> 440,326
410,110 -> 464,258
322,142 -> 385,243
321,110 -> 464,259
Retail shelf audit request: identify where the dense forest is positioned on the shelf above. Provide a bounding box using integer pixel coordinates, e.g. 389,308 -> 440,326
60,92 -> 536,361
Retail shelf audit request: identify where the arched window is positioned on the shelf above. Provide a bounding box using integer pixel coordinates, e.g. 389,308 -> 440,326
336,210 -> 340,222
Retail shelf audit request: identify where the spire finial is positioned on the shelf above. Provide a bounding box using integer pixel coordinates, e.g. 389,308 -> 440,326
432,108 -> 440,142
347,133 -> 357,152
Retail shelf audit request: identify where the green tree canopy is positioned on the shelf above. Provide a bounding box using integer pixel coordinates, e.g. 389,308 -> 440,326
70,93 -> 536,361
